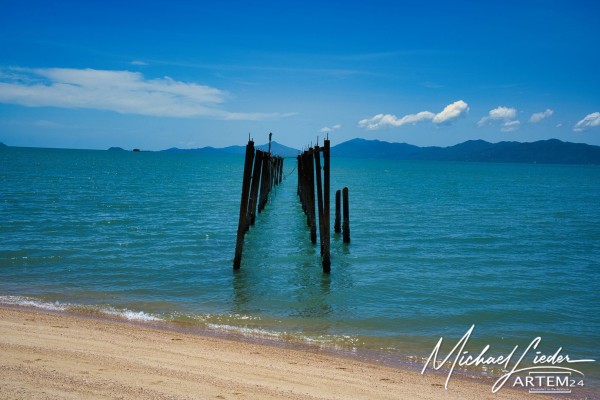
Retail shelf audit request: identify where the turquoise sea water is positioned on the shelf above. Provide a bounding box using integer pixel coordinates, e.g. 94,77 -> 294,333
1,146 -> 599,387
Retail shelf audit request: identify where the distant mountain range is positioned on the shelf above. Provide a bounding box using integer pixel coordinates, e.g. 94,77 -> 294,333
163,138 -> 600,165
332,138 -> 600,165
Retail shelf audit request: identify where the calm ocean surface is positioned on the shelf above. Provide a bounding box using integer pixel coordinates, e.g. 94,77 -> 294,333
1,146 -> 599,382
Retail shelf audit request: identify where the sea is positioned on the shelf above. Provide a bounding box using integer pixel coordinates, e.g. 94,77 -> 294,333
1,146 -> 599,392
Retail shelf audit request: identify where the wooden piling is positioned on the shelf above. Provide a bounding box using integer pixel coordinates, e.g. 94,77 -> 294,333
273,158 -> 278,187
342,186 -> 350,244
334,189 -> 341,233
300,152 -> 309,224
314,146 -> 325,256
302,153 -> 309,221
297,155 -> 302,197
275,158 -> 281,185
278,157 -> 283,184
322,140 -> 331,272
300,152 -> 308,218
263,153 -> 273,192
270,158 -> 274,190
258,153 -> 270,213
248,149 -> 263,226
233,140 -> 255,269
306,149 -> 317,244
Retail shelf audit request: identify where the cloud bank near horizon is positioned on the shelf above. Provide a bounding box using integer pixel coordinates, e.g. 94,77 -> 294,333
358,100 -> 469,130
0,67 -> 290,121
320,124 -> 341,133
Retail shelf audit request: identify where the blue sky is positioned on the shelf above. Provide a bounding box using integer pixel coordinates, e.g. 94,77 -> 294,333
1,0 -> 599,150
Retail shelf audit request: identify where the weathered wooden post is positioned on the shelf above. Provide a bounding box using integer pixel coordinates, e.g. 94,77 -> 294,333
297,155 -> 302,197
273,159 -> 276,183
276,157 -> 281,185
280,157 -> 284,184
342,186 -> 350,244
233,140 -> 255,269
273,158 -> 278,187
300,152 -> 308,230
269,157 -> 274,190
322,139 -> 331,272
314,146 -> 325,256
258,153 -> 270,213
334,189 -> 341,233
303,153 -> 310,221
301,151 -> 311,225
306,149 -> 317,244
268,156 -> 273,196
278,157 -> 284,184
268,132 -> 272,153
248,149 -> 263,226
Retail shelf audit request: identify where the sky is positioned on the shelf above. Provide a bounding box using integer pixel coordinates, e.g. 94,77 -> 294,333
1,0 -> 599,150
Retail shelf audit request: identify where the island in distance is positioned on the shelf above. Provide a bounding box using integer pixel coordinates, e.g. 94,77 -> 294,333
163,138 -> 600,165
164,141 -> 300,158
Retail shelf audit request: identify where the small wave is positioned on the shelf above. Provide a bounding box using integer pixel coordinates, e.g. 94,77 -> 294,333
169,312 -> 262,325
206,323 -> 282,338
204,321 -> 365,353
0,295 -> 162,322
0,295 -> 67,311
104,308 -> 162,322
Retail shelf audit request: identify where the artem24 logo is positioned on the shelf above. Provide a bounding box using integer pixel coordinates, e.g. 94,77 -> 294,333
513,371 -> 585,394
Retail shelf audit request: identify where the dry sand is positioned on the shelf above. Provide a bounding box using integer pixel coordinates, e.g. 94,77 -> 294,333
0,306 -> 550,399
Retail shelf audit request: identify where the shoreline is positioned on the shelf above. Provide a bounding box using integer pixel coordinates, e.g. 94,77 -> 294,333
0,295 -> 472,376
0,304 -> 567,399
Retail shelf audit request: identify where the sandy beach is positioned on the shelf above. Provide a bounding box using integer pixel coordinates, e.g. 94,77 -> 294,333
0,306 -> 552,400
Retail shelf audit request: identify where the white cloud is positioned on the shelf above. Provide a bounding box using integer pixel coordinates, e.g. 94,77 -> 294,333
478,106 -> 519,131
319,124 -> 341,133
358,111 -> 435,130
490,107 -> 516,120
130,60 -> 149,66
0,66 -> 287,120
573,112 -> 600,132
478,106 -> 516,126
501,120 -> 520,132
432,100 -> 469,124
358,100 -> 468,130
529,108 -> 554,123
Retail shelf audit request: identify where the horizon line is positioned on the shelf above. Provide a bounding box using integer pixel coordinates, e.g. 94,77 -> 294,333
1,137 -> 597,153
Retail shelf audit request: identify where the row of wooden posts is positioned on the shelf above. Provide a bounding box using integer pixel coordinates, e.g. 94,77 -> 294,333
297,140 -> 351,273
233,139 -> 284,269
233,136 -> 350,273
